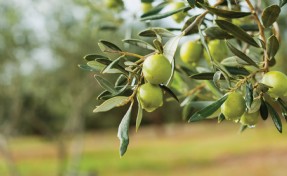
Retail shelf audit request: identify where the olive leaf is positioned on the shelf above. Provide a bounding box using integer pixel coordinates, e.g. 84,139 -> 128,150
83,54 -> 108,61
122,39 -> 156,51
226,41 -> 259,68
199,3 -> 251,18
245,83 -> 253,109
93,96 -> 129,113
138,27 -> 175,37
117,102 -> 133,157
136,94 -> 143,132
266,102 -> 282,133
280,0 -> 287,7
140,2 -> 167,18
78,64 -> 102,72
95,75 -> 118,94
141,6 -> 191,21
188,95 -> 228,122
216,20 -> 260,48
204,26 -> 233,40
159,84 -> 179,102
276,98 -> 287,121
261,5 -> 281,28
98,40 -> 122,52
267,35 -> 279,59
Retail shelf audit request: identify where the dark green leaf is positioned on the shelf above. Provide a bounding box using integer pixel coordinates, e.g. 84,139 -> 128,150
141,2 -> 166,18
225,66 -> 250,76
190,72 -> 224,80
83,54 -> 108,61
159,84 -> 179,102
141,6 -> 191,21
181,16 -> 199,35
221,56 -> 249,67
276,98 -> 287,121
97,90 -> 113,100
218,113 -> 225,123
267,35 -> 279,59
98,40 -> 122,52
239,125 -> 248,133
186,0 -> 196,7
204,27 -> 233,40
240,24 -> 259,32
102,56 -> 127,74
245,83 -> 253,109
136,95 -> 143,132
94,75 -> 118,94
93,96 -> 129,113
262,5 -> 281,28
216,20 -> 260,47
280,0 -> 287,7
199,3 -> 251,18
153,39 -> 163,54
266,102 -> 282,133
115,74 -> 128,87
122,39 -> 156,51
138,27 -> 175,37
117,102 -> 133,157
188,95 -> 228,122
226,41 -> 259,68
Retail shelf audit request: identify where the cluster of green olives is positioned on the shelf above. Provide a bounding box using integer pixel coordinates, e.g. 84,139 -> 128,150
220,71 -> 287,126
137,54 -> 172,112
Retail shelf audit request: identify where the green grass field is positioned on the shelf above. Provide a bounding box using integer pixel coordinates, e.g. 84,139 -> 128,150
1,120 -> 287,176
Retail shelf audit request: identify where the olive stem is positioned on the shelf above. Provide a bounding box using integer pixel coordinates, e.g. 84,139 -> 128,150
245,0 -> 269,71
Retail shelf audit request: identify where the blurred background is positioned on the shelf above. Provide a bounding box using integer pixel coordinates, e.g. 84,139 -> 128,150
1,0 -> 287,175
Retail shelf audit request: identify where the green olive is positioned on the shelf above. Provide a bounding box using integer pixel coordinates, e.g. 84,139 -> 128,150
261,71 -> 287,98
240,111 -> 259,126
141,2 -> 153,13
170,2 -> 186,23
180,40 -> 203,66
204,40 -> 228,63
137,83 -> 163,112
104,0 -> 123,9
221,92 -> 246,121
142,54 -> 172,84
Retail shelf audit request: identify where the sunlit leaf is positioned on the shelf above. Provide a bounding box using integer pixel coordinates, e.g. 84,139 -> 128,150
98,40 -> 122,53
141,2 -> 167,18
123,39 -> 156,51
93,96 -> 129,113
117,102 -> 133,157
141,6 -> 191,21
138,27 -> 175,37
136,95 -> 143,132
188,95 -> 228,122
261,5 -> 281,28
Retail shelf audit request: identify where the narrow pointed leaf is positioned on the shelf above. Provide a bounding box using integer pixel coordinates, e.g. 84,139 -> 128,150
141,6 -> 191,21
140,2 -> 167,18
226,41 -> 259,68
136,95 -> 143,132
190,72 -> 224,80
262,5 -> 281,28
117,102 -> 133,157
267,35 -> 279,59
277,98 -> 287,121
204,26 -> 233,40
98,40 -> 122,52
186,0 -> 196,7
102,56 -> 128,74
266,102 -> 282,133
216,20 -> 259,47
123,39 -> 156,51
159,84 -> 179,102
83,54 -> 108,61
199,3 -> 251,18
245,83 -> 253,109
138,27 -> 175,37
181,16 -> 199,35
280,0 -> 287,7
239,125 -> 248,133
78,64 -> 101,72
218,113 -> 225,123
94,75 -> 118,94
93,96 -> 129,113
188,95 -> 228,122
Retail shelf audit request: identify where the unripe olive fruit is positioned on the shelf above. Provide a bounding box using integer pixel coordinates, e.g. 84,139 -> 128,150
221,92 -> 246,121
170,2 -> 186,23
240,111 -> 259,126
104,0 -> 123,9
141,2 -> 153,13
261,71 -> 287,98
180,41 -> 203,66
137,83 -> 163,112
204,40 -> 228,63
142,54 -> 172,84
